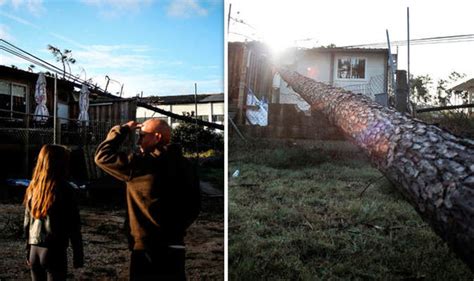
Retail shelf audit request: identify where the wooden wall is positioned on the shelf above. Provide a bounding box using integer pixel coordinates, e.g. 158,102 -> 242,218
89,99 -> 137,124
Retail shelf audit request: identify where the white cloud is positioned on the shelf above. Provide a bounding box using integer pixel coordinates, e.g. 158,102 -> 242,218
89,44 -> 152,53
45,34 -> 155,71
74,70 -> 222,97
1,0 -> 44,16
26,0 -> 43,15
0,24 -> 13,41
44,32 -> 188,81
167,0 -> 208,18
48,32 -> 88,49
80,0 -> 152,18
74,48 -> 153,71
113,73 -> 223,97
191,65 -> 219,70
0,11 -> 40,29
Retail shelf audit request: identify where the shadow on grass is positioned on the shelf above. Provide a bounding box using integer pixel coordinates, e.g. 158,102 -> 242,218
228,138 -> 473,280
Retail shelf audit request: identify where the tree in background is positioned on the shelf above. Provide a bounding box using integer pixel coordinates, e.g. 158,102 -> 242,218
410,74 -> 433,105
47,45 -> 76,79
435,72 -> 467,106
171,122 -> 223,154
410,71 -> 467,107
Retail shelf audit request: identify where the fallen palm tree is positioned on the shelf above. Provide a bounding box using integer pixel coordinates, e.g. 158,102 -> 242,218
278,68 -> 474,271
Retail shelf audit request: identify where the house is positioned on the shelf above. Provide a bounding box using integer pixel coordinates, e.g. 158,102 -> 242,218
227,42 -> 395,140
0,65 -> 135,179
1,65 -> 76,123
449,78 -> 474,115
0,65 -> 134,125
275,47 -> 393,112
137,93 -> 224,129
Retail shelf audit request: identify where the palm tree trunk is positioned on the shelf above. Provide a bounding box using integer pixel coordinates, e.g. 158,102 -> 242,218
278,67 -> 474,271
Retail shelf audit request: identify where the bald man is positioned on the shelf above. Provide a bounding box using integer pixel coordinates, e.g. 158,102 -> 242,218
95,119 -> 200,281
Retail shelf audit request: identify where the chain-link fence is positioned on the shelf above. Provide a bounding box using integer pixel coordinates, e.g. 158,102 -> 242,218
332,74 -> 386,100
0,109 -> 135,180
0,109 -> 136,146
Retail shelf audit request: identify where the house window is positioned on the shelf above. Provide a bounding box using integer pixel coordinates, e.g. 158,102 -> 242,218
212,114 -> 224,122
171,118 -> 182,124
337,57 -> 366,79
197,115 -> 209,122
0,80 -> 27,118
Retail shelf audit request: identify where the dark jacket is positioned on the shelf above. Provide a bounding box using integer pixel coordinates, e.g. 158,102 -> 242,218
24,181 -> 83,266
94,125 -> 200,250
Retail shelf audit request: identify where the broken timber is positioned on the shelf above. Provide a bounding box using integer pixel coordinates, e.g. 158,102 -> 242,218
137,101 -> 224,130
278,68 -> 474,271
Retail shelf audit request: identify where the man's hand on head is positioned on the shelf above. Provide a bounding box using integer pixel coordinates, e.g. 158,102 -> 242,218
123,121 -> 142,131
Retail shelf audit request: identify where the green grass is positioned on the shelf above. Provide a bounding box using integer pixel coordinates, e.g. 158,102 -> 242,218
199,166 -> 224,190
229,138 -> 473,280
185,149 -> 224,190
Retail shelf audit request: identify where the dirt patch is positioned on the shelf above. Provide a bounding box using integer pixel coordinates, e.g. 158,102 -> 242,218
0,197 -> 223,280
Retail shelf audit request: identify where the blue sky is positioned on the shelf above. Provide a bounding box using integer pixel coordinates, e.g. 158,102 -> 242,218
0,0 -> 224,97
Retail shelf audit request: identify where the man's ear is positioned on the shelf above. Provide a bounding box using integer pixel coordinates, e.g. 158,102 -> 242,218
155,132 -> 162,143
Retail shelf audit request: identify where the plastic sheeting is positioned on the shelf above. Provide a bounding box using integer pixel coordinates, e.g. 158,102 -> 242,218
33,72 -> 49,122
78,84 -> 90,125
246,88 -> 268,126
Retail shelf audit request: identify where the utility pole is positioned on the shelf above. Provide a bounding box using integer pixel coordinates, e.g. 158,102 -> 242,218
407,7 -> 411,108
194,83 -> 198,121
386,30 -> 397,98
53,74 -> 58,144
194,83 -> 199,163
227,3 -> 232,35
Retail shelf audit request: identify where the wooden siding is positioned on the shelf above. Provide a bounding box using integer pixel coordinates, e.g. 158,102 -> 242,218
89,99 -> 137,124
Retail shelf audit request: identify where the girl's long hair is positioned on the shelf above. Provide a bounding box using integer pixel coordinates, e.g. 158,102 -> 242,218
24,144 -> 70,219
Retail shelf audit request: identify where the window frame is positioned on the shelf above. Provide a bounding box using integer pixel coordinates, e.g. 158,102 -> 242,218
212,114 -> 224,122
0,79 -> 29,118
334,56 -> 368,81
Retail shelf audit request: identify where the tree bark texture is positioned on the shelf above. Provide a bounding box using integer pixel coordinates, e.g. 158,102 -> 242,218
278,68 -> 474,270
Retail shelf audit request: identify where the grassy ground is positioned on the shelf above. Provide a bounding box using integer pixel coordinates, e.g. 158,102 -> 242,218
187,150 -> 224,191
200,166 -> 224,191
228,139 -> 473,280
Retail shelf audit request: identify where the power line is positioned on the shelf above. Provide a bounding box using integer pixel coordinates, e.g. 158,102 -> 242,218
229,31 -> 258,41
1,40 -> 83,83
2,39 -> 70,76
230,16 -> 257,31
343,34 -> 474,48
0,39 -> 110,93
